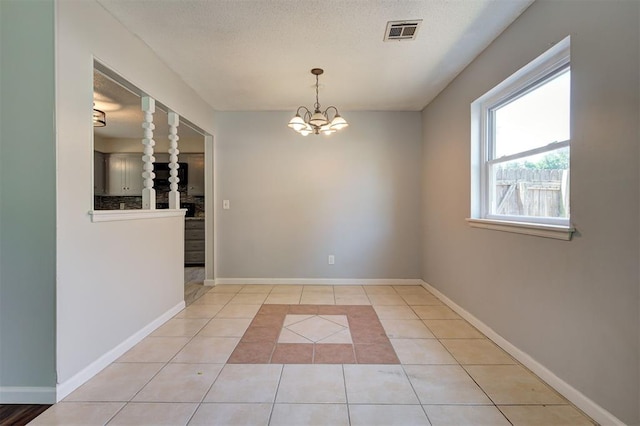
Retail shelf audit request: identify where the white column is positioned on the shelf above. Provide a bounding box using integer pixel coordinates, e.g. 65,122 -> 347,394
168,111 -> 180,209
141,96 -> 156,209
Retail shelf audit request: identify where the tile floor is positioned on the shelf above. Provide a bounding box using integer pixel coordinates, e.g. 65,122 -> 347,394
31,285 -> 595,425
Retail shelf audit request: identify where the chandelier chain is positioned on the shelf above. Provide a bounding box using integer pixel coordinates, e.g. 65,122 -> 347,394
314,74 -> 320,111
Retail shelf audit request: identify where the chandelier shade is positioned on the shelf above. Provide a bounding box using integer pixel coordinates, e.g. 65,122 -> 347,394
288,68 -> 348,136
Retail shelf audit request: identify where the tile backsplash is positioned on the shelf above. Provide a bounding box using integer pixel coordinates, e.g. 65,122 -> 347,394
95,194 -> 205,217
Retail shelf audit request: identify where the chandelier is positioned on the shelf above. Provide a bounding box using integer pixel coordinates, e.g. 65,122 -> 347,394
93,104 -> 106,127
288,68 -> 348,136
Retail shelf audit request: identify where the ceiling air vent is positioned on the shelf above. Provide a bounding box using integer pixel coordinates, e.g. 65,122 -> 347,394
384,20 -> 422,42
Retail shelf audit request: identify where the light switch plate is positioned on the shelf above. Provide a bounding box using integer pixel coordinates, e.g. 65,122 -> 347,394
223,200 -> 230,209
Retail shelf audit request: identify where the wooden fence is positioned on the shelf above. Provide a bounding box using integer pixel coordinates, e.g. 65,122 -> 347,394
494,168 -> 569,218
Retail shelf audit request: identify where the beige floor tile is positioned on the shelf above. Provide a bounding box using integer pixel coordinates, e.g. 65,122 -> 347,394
374,305 -> 419,319
367,294 -> 408,305
270,284 -> 303,294
344,365 -> 419,404
188,403 -> 272,425
393,286 -> 430,295
209,284 -> 244,293
204,364 -> 283,403
264,293 -> 301,304
197,318 -> 252,337
175,304 -> 225,319
171,337 -> 240,363
318,328 -> 353,343
64,363 -> 163,402
29,402 -> 124,425
364,285 -> 398,295
151,318 -> 210,337
334,285 -> 366,295
270,404 -> 349,426
440,339 -> 515,365
391,339 -> 457,364
133,363 -> 223,402
108,402 -> 197,425
284,315 -> 346,342
215,304 -> 261,318
191,293 -> 234,305
349,404 -> 430,426
499,404 -> 595,425
412,305 -> 460,319
401,293 -> 444,306
302,285 -> 334,293
424,405 -> 511,425
335,295 -> 371,305
380,319 -> 435,338
228,293 -> 268,304
117,337 -> 190,363
465,365 -> 566,405
300,293 -> 335,304
404,365 -> 492,404
423,319 -> 484,338
276,364 -> 346,403
239,284 -> 273,293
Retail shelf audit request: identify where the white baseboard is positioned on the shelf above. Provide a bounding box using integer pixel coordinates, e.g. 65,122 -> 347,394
204,278 -> 216,287
421,281 -> 623,426
0,386 -> 56,404
213,278 -> 424,286
56,301 -> 185,401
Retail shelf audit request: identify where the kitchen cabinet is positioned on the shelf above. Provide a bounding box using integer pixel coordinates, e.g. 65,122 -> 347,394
184,218 -> 205,265
106,153 -> 143,196
184,153 -> 204,196
94,151 -> 106,195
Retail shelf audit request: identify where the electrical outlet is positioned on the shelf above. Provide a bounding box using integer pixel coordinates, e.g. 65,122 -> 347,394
328,255 -> 335,265
223,200 -> 230,210
119,202 -> 125,210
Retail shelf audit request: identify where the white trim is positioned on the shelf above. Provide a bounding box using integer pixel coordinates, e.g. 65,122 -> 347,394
56,301 -> 185,401
466,218 -> 574,240
214,278 -> 424,286
89,208 -> 186,222
0,386 -> 56,404
471,36 -> 572,225
204,278 -> 216,287
421,280 -> 624,426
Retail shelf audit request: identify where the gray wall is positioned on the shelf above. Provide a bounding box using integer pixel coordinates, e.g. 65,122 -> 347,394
0,0 -> 56,395
421,1 -> 639,424
214,111 -> 422,279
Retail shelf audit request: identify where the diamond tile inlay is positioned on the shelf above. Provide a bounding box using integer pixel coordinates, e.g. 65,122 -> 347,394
280,315 -> 349,343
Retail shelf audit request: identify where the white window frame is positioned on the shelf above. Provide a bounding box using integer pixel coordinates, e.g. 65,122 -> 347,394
469,36 -> 574,240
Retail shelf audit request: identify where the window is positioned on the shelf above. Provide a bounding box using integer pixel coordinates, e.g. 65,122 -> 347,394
469,37 -> 573,240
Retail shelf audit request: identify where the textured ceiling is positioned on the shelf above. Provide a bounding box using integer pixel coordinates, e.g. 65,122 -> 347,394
96,0 -> 533,112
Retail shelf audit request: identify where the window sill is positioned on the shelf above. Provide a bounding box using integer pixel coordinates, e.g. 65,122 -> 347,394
466,218 -> 574,241
89,209 -> 186,223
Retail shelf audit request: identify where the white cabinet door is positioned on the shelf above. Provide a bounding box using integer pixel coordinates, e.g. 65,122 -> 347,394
106,154 -> 143,195
125,156 -> 143,195
185,153 -> 204,196
106,154 -> 127,195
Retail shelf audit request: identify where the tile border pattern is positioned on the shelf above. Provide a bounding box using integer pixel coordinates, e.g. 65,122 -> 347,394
228,304 -> 399,364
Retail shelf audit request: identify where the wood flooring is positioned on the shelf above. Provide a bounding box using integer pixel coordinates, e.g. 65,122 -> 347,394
0,405 -> 50,426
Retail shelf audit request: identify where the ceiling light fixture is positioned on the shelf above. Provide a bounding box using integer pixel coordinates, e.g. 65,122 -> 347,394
93,104 -> 106,127
288,68 -> 348,136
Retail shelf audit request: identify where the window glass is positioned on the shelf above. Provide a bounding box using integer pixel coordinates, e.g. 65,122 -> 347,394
493,70 -> 570,158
